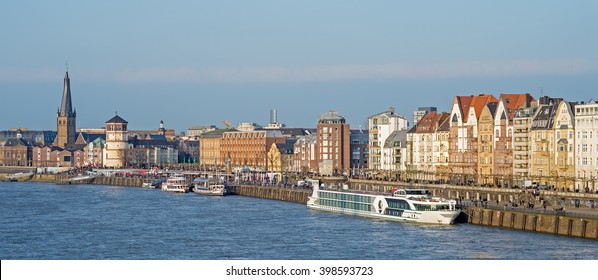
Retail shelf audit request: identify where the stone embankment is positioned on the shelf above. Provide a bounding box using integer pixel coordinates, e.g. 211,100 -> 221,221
230,185 -> 311,204
465,207 -> 598,239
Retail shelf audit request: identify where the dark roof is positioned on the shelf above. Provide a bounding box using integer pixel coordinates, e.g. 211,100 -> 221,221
384,130 -> 407,148
76,132 -> 105,144
149,134 -> 167,141
279,128 -> 316,137
275,142 -> 295,154
3,138 -> 34,147
531,104 -> 559,130
106,115 -> 128,124
65,143 -> 86,152
486,102 -> 498,117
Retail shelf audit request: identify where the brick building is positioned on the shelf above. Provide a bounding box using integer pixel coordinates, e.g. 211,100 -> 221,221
316,110 -> 350,175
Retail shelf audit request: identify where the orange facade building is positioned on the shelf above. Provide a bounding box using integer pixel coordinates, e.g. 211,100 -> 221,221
220,130 -> 286,171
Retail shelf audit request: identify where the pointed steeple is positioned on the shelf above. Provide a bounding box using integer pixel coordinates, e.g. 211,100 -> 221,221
60,71 -> 74,117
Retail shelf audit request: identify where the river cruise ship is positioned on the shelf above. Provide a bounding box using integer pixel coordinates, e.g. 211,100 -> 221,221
307,184 -> 460,225
161,175 -> 189,193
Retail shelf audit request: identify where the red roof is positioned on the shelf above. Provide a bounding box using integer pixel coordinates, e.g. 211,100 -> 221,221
499,93 -> 535,120
454,94 -> 497,123
454,96 -> 473,122
468,94 -> 498,122
413,112 -> 450,133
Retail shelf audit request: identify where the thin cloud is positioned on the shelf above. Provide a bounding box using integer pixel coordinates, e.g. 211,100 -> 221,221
113,59 -> 598,83
1,59 -> 596,83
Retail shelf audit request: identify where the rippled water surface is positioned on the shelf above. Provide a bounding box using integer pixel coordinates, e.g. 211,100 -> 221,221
1,182 -> 596,259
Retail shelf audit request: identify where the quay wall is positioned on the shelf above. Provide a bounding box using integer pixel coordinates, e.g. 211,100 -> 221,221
465,207 -> 598,240
28,174 -> 151,187
27,174 -> 311,203
230,185 -> 311,204
91,176 -> 151,187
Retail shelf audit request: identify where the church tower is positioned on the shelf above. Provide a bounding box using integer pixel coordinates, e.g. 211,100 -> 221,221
54,71 -> 77,148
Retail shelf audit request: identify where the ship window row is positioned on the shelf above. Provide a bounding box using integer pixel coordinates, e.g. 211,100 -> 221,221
385,209 -> 404,217
318,192 -> 374,203
385,199 -> 411,210
413,203 -> 449,211
319,199 -> 372,211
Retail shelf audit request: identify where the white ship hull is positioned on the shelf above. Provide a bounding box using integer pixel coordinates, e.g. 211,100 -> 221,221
307,185 -> 461,225
307,203 -> 460,225
193,188 -> 225,196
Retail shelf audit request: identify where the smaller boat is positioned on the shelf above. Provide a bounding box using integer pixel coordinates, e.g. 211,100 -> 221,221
161,175 -> 189,193
142,178 -> 166,189
192,178 -> 227,196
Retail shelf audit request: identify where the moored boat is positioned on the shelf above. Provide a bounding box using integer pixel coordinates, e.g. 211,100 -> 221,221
142,178 -> 166,189
192,178 -> 226,196
306,183 -> 460,225
161,175 -> 189,193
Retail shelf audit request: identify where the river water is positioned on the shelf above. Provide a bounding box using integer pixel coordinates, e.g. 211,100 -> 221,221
0,182 -> 596,260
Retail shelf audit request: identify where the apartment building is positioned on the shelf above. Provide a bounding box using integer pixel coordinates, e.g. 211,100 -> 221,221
575,100 -> 598,192
368,107 -> 408,170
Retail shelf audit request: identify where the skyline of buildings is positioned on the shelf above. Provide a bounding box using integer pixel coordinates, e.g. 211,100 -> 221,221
2,70 -> 598,192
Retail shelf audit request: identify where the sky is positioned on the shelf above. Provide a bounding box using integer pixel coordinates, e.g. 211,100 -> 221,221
1,0 -> 597,133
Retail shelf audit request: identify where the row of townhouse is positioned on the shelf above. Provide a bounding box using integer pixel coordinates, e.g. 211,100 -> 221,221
367,92 -> 598,192
0,129 -> 97,168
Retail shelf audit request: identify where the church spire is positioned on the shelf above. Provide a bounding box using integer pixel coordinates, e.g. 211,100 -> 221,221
60,70 -> 74,117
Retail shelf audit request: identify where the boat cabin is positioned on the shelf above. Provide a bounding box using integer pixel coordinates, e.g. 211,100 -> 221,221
393,189 -> 431,198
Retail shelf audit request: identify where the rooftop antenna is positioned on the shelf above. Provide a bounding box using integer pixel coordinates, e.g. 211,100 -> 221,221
66,61 -> 69,72
540,87 -> 544,96
115,110 -> 118,116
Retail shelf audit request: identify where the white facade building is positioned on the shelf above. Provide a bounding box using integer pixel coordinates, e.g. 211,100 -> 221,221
381,130 -> 407,171
368,107 -> 408,170
575,100 -> 598,192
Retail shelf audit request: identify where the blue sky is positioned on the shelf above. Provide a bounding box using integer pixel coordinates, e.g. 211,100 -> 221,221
1,0 -> 597,132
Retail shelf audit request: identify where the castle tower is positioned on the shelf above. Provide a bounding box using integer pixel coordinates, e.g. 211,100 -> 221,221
54,71 -> 77,148
103,115 -> 129,168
